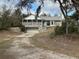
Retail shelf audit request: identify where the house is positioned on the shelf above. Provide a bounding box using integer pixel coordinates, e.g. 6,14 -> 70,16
22,14 -> 64,32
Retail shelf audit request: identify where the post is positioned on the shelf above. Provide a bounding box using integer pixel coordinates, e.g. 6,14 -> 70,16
50,21 -> 52,26
66,17 -> 69,35
77,20 -> 79,33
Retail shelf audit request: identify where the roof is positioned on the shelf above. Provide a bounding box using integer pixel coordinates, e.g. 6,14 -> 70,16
24,15 -> 41,20
24,15 -> 64,21
40,16 -> 64,21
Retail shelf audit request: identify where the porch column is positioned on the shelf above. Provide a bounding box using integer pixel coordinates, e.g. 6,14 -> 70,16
41,20 -> 43,27
40,20 -> 43,29
27,20 -> 28,27
50,21 -> 52,26
37,20 -> 38,27
31,20 -> 33,26
53,21 -> 55,26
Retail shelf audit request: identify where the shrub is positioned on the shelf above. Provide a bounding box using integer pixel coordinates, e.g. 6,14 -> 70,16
54,18 -> 79,35
20,25 -> 26,32
0,17 -> 11,30
55,22 -> 66,35
0,8 -> 23,31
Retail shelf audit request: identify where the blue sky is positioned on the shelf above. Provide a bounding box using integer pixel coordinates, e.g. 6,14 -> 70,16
29,0 -> 62,16
0,0 -> 76,16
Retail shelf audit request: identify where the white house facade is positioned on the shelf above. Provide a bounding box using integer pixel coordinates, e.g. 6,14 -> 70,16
22,15 -> 64,32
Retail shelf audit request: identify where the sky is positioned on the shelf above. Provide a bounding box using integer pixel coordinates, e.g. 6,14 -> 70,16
0,0 -> 76,16
22,0 -> 62,16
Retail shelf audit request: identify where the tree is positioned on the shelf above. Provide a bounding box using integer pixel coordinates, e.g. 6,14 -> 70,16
11,8 -> 22,27
7,0 -> 79,34
54,0 -> 79,34
0,5 -> 11,30
7,0 -> 79,19
17,0 -> 78,34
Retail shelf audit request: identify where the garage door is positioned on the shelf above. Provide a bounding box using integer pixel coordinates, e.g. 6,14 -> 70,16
27,27 -> 39,33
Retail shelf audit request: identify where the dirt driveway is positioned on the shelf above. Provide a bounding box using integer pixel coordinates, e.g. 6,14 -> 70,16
0,32 -> 78,59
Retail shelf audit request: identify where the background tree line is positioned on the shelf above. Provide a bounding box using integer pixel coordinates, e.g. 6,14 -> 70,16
0,5 -> 22,30
17,0 -> 79,34
1,0 -> 79,34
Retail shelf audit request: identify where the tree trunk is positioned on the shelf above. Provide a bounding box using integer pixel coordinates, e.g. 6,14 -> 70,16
71,0 -> 79,33
58,0 -> 69,34
57,0 -> 66,18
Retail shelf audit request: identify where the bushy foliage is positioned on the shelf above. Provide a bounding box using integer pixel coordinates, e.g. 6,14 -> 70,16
55,22 -> 66,35
55,18 -> 79,35
20,25 -> 26,32
0,9 -> 11,30
0,7 -> 22,30
0,17 -> 11,30
11,9 -> 22,27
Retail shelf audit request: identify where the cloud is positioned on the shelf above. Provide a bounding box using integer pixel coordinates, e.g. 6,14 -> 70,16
0,0 -> 62,16
0,0 -> 20,13
39,0 -> 61,16
44,0 -> 59,8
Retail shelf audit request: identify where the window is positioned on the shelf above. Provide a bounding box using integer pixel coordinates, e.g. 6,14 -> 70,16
23,20 -> 27,22
52,21 -> 53,25
47,21 -> 50,26
33,20 -> 36,22
28,20 -> 32,22
38,20 -> 41,22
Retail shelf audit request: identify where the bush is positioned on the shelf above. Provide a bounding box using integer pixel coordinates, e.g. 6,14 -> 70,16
68,23 -> 78,34
54,18 -> 79,35
0,17 -> 11,30
55,22 -> 66,35
0,8 -> 23,31
20,25 -> 26,32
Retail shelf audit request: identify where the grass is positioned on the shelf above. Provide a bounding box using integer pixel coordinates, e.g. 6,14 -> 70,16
31,31 -> 79,58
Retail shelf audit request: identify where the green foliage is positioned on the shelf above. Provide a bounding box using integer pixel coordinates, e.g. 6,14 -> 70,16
11,9 -> 22,27
0,6 -> 22,30
55,22 -> 66,35
54,18 -> 79,35
20,25 -> 26,32
0,17 -> 11,30
0,9 -> 11,30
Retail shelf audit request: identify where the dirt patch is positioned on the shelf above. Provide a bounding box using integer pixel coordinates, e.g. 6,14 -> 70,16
0,39 -> 15,59
0,30 -> 22,36
0,30 -> 22,42
0,31 -> 77,59
31,32 -> 79,58
5,33 -> 77,59
0,30 -> 22,59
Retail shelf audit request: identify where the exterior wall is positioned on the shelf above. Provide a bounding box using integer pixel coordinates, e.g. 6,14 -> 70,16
43,20 -> 62,27
53,21 -> 62,26
22,19 -> 63,32
26,27 -> 39,33
22,20 -> 43,27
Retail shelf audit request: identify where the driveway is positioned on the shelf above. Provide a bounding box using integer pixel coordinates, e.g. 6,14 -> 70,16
1,32 -> 77,59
